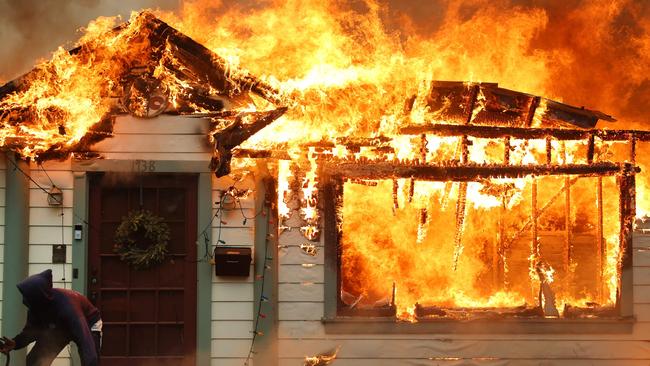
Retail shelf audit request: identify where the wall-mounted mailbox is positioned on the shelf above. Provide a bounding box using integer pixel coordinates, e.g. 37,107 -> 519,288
214,247 -> 252,277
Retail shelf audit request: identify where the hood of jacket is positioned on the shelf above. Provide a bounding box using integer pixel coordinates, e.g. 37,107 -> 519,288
17,269 -> 54,308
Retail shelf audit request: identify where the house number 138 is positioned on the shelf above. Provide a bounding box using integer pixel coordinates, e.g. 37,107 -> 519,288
133,160 -> 156,172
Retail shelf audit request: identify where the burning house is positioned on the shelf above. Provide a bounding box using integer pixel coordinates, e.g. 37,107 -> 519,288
0,8 -> 649,366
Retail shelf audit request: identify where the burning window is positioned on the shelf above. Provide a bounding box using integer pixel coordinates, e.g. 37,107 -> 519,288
316,131 -> 636,323
335,174 -> 625,320
266,81 -> 638,326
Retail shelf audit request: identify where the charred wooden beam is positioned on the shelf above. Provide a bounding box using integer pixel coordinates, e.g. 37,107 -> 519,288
212,108 -> 287,148
324,161 -> 633,181
564,176 -> 572,290
459,85 -> 479,165
302,140 -> 336,149
349,179 -> 378,186
302,137 -> 398,155
460,135 -> 470,163
334,136 -> 392,148
597,177 -> 605,303
465,84 -> 480,124
140,12 -> 283,104
525,96 -> 541,127
0,80 -> 19,101
420,134 -> 428,163
415,304 -> 545,320
617,164 -> 635,317
392,179 -> 399,210
532,179 -> 539,258
452,181 -> 468,270
181,94 -> 225,112
232,148 -> 291,160
563,304 -> 617,319
400,123 -> 650,142
496,198 -> 506,289
414,303 -> 447,317
587,133 -> 595,163
210,107 -> 287,177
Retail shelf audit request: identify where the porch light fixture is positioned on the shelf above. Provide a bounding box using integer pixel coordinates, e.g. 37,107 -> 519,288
47,186 -> 63,206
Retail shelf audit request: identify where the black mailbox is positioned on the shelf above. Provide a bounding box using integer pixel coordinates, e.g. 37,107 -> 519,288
214,247 -> 252,276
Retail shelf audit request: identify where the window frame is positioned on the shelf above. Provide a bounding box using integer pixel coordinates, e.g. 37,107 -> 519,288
320,164 -> 636,334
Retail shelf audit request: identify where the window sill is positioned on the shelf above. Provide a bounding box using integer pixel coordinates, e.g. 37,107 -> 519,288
322,316 -> 635,334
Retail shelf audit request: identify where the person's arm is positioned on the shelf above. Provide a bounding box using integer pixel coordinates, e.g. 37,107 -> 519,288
0,337 -> 15,354
11,311 -> 39,350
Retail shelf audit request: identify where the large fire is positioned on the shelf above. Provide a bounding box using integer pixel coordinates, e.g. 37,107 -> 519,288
1,0 -> 648,320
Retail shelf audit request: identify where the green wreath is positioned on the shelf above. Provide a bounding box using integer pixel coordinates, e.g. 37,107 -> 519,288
114,209 -> 170,270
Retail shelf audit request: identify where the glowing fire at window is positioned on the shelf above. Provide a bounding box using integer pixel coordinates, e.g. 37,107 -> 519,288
338,175 -> 621,320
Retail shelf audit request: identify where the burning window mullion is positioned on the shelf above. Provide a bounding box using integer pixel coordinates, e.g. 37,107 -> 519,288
597,176 -> 605,303
564,175 -> 573,293
617,164 -> 635,317
330,157 -> 635,320
452,182 -> 468,271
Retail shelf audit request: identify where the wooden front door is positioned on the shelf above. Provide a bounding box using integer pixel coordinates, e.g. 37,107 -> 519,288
88,173 -> 197,366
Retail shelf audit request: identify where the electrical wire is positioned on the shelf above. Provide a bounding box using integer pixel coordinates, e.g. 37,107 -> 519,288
39,163 -> 55,188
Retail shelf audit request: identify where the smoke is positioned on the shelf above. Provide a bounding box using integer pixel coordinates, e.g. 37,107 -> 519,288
0,0 -> 177,82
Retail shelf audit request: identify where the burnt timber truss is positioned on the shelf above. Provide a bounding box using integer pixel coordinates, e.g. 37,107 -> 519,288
307,123 -> 640,324
225,79 -> 645,325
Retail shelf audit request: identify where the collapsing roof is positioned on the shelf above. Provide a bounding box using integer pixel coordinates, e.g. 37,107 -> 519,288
421,81 -> 615,129
0,12 -> 286,161
0,12 -> 627,176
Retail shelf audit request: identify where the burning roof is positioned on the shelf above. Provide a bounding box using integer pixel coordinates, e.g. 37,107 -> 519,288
0,11 -> 619,168
423,81 -> 615,129
0,12 -> 284,161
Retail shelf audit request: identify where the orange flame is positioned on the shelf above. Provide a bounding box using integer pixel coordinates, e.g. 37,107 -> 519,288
0,0 -> 645,319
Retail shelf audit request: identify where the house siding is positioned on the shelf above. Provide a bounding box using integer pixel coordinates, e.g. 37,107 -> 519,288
27,159 -> 74,365
210,174 -> 257,366
276,199 -> 650,365
3,110 -> 649,365
0,115 -> 231,365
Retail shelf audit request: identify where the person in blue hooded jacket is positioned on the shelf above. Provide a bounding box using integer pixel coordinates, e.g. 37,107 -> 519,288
0,269 -> 102,365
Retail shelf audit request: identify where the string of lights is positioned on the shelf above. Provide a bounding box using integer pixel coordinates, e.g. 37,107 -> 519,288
244,202 -> 271,366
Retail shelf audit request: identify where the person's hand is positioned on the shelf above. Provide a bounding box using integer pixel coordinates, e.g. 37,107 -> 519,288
0,337 -> 15,354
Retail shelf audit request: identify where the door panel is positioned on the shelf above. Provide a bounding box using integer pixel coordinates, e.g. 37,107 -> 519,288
89,173 -> 197,365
